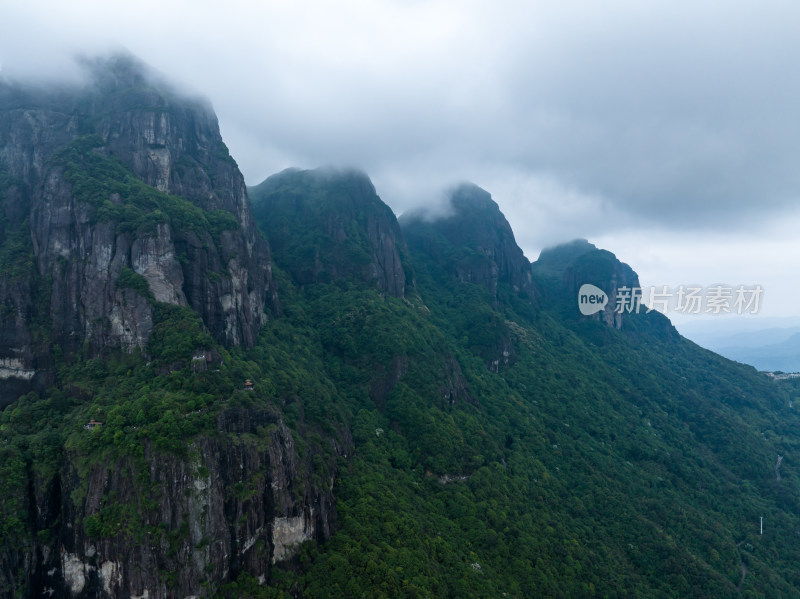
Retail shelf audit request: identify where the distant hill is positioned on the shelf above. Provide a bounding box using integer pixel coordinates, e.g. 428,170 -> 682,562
717,332 -> 800,372
677,320 -> 800,372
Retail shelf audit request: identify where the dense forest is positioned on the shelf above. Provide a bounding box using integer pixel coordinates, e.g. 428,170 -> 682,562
2,55 -> 800,598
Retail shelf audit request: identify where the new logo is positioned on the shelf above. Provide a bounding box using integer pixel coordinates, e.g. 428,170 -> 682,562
578,284 -> 607,315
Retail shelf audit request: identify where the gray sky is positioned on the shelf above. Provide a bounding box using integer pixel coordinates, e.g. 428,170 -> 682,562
3,0 -> 800,320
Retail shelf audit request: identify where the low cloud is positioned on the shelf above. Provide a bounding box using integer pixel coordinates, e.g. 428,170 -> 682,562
5,1 -> 800,235
3,0 -> 800,316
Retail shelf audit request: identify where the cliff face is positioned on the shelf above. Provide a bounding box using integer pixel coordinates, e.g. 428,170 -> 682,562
249,168 -> 409,298
0,55 -> 275,407
533,239 -> 641,329
0,86 -> 79,405
84,56 -> 275,349
0,55 -> 347,599
399,184 -> 536,372
566,249 -> 640,329
3,408 -> 339,599
400,183 -> 535,303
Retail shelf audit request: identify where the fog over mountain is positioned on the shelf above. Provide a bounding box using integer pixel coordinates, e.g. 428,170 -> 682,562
2,0 -> 800,316
5,43 -> 800,599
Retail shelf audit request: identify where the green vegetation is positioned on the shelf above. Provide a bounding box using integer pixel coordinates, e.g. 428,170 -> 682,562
0,167 -> 34,280
249,169 -> 395,287
116,266 -> 154,303
5,147 -> 800,597
234,193 -> 800,597
52,135 -> 241,240
0,269 -> 345,562
249,273 -> 800,597
0,218 -> 34,281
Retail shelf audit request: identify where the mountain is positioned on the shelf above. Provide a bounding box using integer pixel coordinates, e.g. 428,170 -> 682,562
680,321 -> 800,350
717,332 -> 800,372
677,321 -> 800,372
248,167 -> 410,298
400,183 -> 536,304
3,55 -> 800,599
0,55 -> 333,599
533,238 -> 641,328
0,54 -> 275,407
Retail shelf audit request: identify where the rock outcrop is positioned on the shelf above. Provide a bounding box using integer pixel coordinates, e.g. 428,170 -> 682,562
249,168 -> 409,298
400,184 -> 535,371
400,183 -> 536,303
0,54 -> 275,406
3,408 -> 340,599
533,239 -> 641,329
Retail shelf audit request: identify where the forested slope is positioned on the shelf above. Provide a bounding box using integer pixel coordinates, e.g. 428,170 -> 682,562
2,55 -> 800,598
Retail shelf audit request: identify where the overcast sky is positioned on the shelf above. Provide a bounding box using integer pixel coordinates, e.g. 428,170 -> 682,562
2,0 -> 800,324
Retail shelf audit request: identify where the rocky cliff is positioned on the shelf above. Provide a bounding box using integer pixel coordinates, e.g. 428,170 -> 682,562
1,408 -> 340,599
0,55 -> 338,599
249,168 -> 410,298
533,238 -> 641,329
0,54 -> 275,407
399,185 -> 536,372
400,183 -> 535,303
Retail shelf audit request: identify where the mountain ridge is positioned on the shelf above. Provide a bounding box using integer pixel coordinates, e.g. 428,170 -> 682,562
2,54 -> 800,599
400,182 -> 536,305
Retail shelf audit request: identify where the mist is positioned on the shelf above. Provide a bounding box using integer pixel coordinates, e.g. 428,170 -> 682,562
4,0 -> 800,316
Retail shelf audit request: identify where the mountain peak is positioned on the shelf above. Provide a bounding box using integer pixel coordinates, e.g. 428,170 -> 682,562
80,52 -> 152,90
534,239 -> 598,276
449,182 -> 498,212
249,167 -> 409,297
78,52 -> 208,106
255,166 -> 378,199
400,184 -> 535,302
0,55 -> 274,404
533,239 -> 640,328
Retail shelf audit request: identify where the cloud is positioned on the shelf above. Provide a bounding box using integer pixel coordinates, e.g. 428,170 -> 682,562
5,1 -> 800,231
590,208 -> 800,318
3,0 -> 800,317
496,2 -> 800,227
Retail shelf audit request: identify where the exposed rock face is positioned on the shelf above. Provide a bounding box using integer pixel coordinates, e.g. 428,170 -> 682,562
399,184 -> 534,372
0,54 -> 275,405
0,86 -> 78,406
568,252 -> 640,329
8,408 -> 340,599
441,355 -> 474,406
533,239 -> 641,329
30,169 -> 160,356
0,56 -> 339,599
400,183 -> 535,303
249,168 -> 409,298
